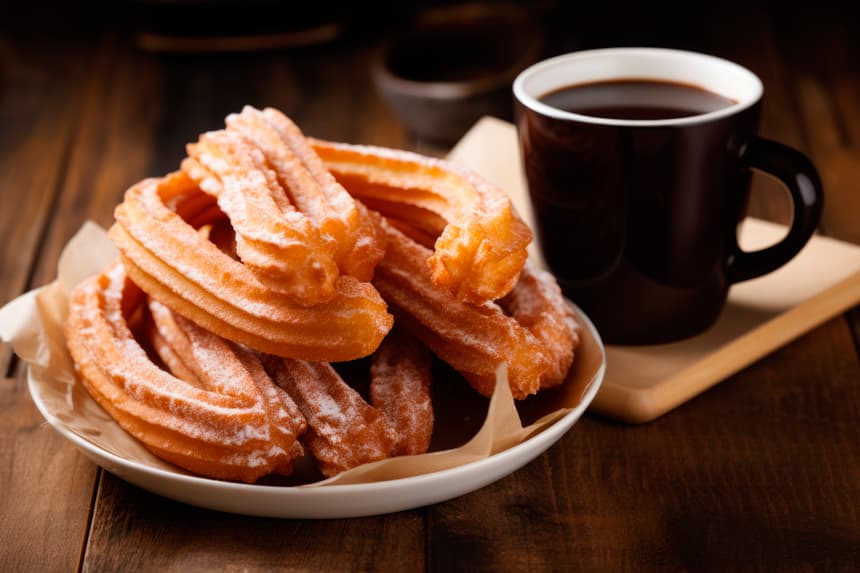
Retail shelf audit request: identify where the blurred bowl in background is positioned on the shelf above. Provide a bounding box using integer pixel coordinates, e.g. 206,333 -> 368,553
373,3 -> 542,145
132,0 -> 346,52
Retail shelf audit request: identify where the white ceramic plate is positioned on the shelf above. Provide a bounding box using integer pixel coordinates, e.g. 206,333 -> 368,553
28,310 -> 604,519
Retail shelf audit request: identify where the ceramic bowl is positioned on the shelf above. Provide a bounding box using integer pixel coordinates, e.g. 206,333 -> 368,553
373,3 -> 541,144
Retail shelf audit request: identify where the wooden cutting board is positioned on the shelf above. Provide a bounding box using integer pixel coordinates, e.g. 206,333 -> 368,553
448,117 -> 860,423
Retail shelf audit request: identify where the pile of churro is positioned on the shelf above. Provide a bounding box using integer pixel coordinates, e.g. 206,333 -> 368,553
64,106 -> 579,483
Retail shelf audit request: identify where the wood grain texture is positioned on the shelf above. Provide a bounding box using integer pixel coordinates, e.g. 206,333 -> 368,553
0,36 -> 107,573
708,6 -> 803,228
2,39 -> 163,571
81,473 -> 424,573
773,15 -> 860,245
0,370 -> 98,573
26,38 -> 162,288
429,317 -> 860,572
0,37 -> 93,374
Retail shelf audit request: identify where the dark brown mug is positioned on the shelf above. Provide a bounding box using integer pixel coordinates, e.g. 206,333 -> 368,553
514,48 -> 823,344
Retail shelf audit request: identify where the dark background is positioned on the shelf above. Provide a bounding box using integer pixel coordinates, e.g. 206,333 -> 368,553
4,0 -> 855,54
4,0 -> 855,153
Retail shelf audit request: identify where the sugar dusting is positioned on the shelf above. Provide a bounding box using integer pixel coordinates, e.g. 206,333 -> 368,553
268,357 -> 399,477
311,138 -> 531,302
66,264 -> 305,481
114,179 -> 392,353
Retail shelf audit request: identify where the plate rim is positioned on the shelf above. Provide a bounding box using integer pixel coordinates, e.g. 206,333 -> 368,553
26,302 -> 605,515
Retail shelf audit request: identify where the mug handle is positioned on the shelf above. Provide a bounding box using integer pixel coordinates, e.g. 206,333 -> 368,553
727,137 -> 824,283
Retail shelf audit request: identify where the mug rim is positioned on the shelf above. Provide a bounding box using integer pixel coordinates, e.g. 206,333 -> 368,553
513,47 -> 764,127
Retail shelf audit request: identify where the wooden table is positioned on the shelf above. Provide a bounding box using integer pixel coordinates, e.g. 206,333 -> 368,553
2,9 -> 859,572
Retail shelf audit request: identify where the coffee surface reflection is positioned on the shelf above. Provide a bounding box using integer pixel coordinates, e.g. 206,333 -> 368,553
539,79 -> 736,120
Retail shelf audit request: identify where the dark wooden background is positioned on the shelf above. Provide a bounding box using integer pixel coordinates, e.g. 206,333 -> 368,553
1,3 -> 858,571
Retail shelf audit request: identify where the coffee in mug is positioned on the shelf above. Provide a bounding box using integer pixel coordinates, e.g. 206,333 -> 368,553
514,48 -> 823,344
539,79 -> 736,120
